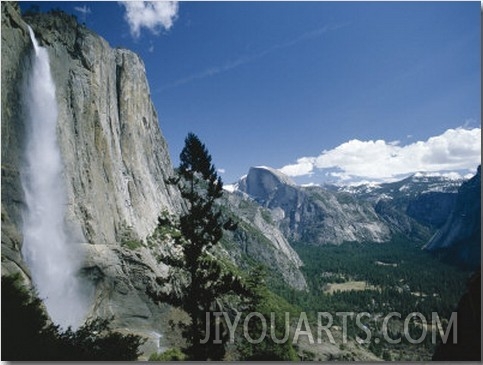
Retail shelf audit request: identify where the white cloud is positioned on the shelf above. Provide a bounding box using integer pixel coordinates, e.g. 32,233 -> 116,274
279,157 -> 315,177
74,5 -> 91,15
217,168 -> 226,174
119,1 -> 178,39
279,127 -> 481,183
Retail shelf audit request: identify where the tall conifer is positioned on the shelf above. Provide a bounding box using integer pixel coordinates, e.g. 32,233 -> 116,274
151,133 -> 245,360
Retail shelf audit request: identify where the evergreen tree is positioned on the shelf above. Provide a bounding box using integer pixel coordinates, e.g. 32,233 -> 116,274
150,133 -> 246,360
238,265 -> 298,361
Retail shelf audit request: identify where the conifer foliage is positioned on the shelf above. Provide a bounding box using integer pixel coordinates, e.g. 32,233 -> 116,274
151,133 -> 246,360
2,275 -> 144,361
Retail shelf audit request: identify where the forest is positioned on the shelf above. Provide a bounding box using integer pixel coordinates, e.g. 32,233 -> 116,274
267,236 -> 472,360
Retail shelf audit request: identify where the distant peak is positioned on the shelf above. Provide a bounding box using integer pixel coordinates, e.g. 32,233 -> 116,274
249,166 -> 296,186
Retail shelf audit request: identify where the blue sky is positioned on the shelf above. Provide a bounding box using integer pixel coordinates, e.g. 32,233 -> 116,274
20,1 -> 481,185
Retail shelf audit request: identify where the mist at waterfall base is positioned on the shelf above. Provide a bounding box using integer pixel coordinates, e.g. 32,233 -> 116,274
20,27 -> 94,330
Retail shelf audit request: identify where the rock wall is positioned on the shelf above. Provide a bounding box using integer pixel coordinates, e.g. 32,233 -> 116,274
2,4 -> 181,253
30,11 -> 182,245
1,2 -> 32,278
424,166 -> 481,269
239,166 -> 392,245
223,191 -> 307,290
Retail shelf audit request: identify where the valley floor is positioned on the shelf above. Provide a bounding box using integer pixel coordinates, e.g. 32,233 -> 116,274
266,237 -> 472,361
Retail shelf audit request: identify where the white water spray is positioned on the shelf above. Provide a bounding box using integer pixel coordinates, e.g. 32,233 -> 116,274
21,26 -> 93,330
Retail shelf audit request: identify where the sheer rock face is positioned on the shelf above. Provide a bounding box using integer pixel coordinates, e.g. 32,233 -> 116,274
1,3 -> 182,266
240,166 -> 297,202
424,166 -> 481,270
29,11 -> 182,245
1,2 -> 31,278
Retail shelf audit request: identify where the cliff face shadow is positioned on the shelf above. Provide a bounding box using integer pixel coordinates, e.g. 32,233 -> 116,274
432,270 -> 481,361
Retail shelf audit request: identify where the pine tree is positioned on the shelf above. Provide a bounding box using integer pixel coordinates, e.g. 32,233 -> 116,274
150,133 -> 246,360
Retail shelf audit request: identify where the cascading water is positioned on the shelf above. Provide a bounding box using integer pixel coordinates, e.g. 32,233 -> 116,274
21,26 -> 93,330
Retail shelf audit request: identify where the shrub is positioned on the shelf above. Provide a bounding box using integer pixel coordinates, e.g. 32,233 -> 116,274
149,347 -> 187,361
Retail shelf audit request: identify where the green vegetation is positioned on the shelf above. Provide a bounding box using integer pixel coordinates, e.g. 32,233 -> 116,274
268,236 -> 471,359
260,208 -> 274,224
121,239 -> 143,250
237,265 -> 298,361
150,211 -> 182,241
149,133 -> 246,360
119,223 -> 143,250
149,347 -> 187,361
290,236 -> 469,319
1,274 -> 144,361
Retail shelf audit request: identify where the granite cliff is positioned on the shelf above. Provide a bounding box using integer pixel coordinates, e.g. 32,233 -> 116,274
2,3 -> 181,254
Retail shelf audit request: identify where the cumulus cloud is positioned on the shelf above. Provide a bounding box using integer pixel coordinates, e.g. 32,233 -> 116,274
119,1 -> 178,39
279,157 -> 315,177
279,127 -> 481,183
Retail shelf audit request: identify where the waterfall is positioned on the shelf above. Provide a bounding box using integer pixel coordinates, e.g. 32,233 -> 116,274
21,26 -> 93,330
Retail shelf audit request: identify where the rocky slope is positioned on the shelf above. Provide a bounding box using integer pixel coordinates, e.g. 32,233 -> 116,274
334,173 -> 462,230
220,190 -> 307,290
424,166 -> 481,269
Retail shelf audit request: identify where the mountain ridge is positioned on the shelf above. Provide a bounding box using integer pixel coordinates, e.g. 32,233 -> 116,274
235,164 -> 474,246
